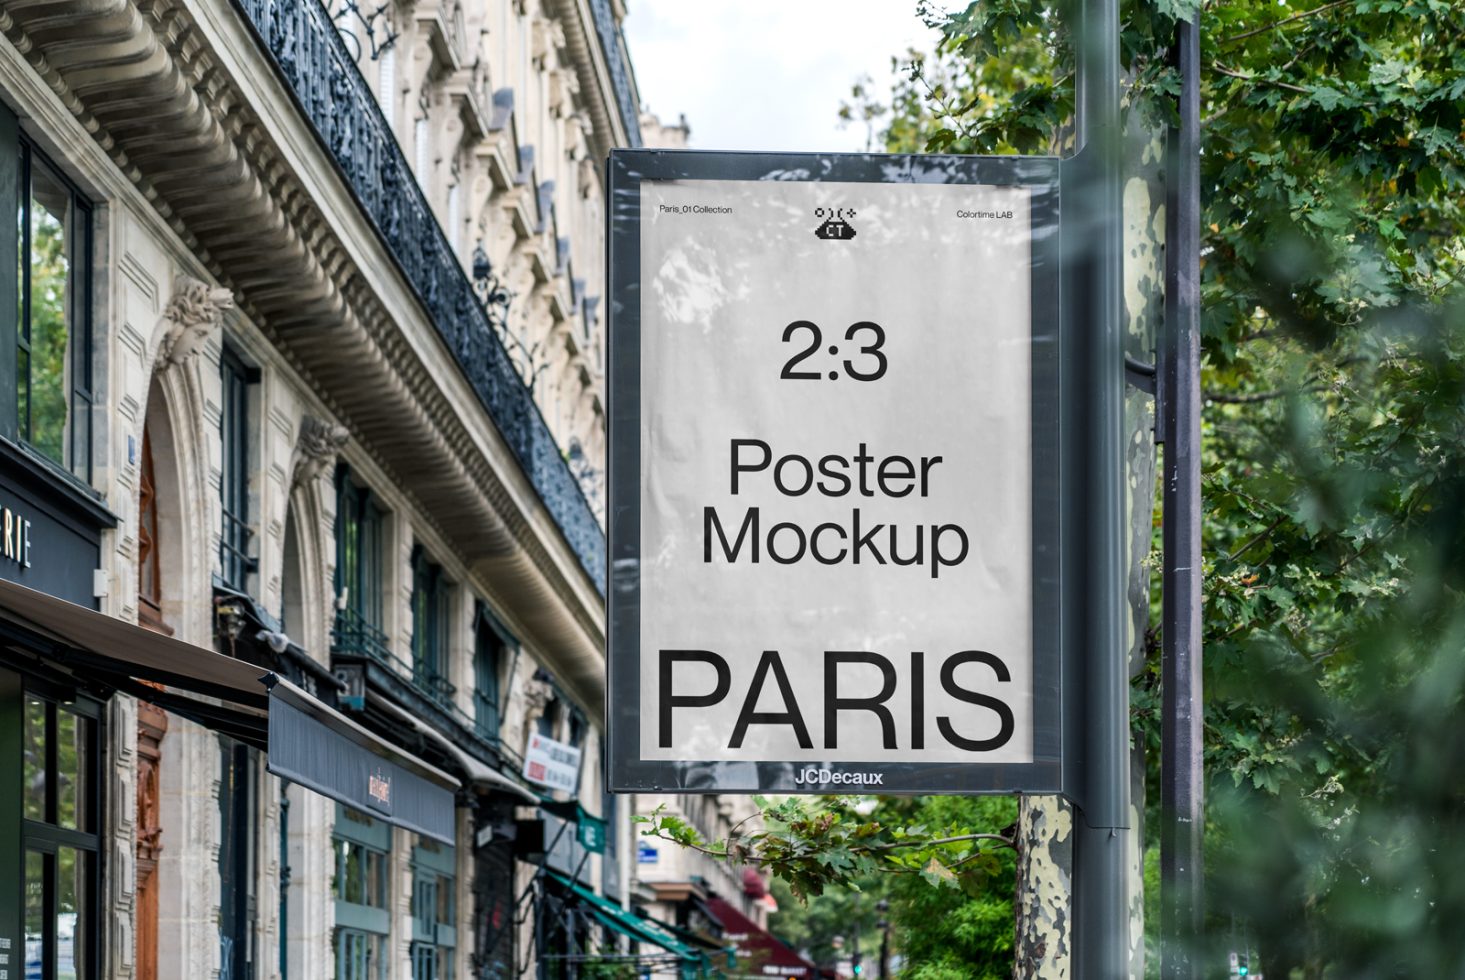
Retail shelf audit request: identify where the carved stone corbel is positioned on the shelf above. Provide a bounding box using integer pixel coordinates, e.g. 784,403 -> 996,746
157,275 -> 234,370
291,415 -> 350,489
521,676 -> 553,725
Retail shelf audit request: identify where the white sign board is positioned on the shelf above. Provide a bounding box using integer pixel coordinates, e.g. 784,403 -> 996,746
607,152 -> 1062,794
522,732 -> 581,793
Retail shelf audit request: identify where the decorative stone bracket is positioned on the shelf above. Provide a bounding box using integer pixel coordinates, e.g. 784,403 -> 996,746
291,415 -> 350,490
157,275 -> 234,370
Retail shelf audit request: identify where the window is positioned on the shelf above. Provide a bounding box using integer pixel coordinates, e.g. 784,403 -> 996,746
333,805 -> 390,980
218,738 -> 259,980
20,688 -> 102,980
334,466 -> 388,661
15,136 -> 93,480
219,345 -> 258,592
567,708 -> 587,749
411,837 -> 456,980
472,603 -> 505,741
536,696 -> 559,740
410,545 -> 453,706
414,117 -> 430,190
377,48 -> 396,128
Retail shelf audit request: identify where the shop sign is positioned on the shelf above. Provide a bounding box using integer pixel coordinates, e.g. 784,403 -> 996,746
522,732 -> 581,793
606,150 -> 1065,795
0,460 -> 108,608
366,765 -> 392,814
576,814 -> 607,854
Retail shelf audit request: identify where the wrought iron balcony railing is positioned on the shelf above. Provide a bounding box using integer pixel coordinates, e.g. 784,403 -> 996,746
413,665 -> 456,711
333,608 -> 492,742
332,606 -> 396,669
233,0 -> 609,593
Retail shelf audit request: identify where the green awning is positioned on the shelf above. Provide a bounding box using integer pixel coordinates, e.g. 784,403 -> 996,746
545,870 -> 701,963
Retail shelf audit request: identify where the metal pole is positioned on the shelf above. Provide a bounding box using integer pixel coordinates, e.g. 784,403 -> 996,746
1161,10 -> 1204,978
279,780 -> 290,980
1069,0 -> 1129,974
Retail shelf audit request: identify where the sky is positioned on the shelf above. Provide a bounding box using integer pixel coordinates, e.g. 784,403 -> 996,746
622,1 -> 951,154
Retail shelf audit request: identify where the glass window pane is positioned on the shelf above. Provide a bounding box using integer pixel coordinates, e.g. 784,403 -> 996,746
16,346 -> 29,437
23,697 -> 46,821
70,396 -> 90,481
24,850 -> 43,979
366,850 -> 385,909
57,846 -> 87,980
56,708 -> 89,831
15,163 -> 23,343
343,842 -> 364,905
436,873 -> 452,925
27,161 -> 73,465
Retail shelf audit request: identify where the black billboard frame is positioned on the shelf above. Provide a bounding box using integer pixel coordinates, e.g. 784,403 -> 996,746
605,148 -> 1067,797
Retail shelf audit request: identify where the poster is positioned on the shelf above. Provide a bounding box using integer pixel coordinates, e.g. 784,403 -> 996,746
608,153 -> 1062,793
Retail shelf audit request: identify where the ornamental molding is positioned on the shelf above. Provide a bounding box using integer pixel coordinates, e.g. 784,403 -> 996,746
521,677 -> 554,723
157,275 -> 233,370
0,0 -> 607,712
291,415 -> 350,490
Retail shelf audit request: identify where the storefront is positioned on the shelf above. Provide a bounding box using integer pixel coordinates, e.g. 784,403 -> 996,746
702,897 -> 818,980
0,574 -> 463,978
0,441 -> 115,972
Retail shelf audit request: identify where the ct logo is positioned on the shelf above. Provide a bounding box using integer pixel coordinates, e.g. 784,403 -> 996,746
814,207 -> 857,240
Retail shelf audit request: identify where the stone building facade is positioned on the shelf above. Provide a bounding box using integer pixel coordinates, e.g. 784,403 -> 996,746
0,0 -> 761,977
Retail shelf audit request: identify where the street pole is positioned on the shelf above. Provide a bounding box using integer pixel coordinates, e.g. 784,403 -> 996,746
876,899 -> 891,979
1068,0 -> 1130,974
1160,9 -> 1204,979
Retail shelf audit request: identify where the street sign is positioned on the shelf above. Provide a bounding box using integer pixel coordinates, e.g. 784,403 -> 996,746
607,150 -> 1064,794
577,813 -> 607,854
522,732 -> 581,793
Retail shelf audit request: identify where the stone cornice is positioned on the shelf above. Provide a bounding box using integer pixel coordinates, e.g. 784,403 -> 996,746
545,0 -> 640,163
0,0 -> 608,714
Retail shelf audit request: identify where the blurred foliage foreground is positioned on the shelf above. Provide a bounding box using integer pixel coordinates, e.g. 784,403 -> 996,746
644,0 -> 1465,976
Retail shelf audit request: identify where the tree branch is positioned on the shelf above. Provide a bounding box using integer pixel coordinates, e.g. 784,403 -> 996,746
868,833 -> 1016,853
1220,0 -> 1350,44
1205,385 -> 1326,403
1211,62 -> 1312,95
1225,515 -> 1289,563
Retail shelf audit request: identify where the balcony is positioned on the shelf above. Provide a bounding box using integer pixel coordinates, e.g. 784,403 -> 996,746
332,606 -> 395,668
333,608 -> 503,765
233,0 -> 609,593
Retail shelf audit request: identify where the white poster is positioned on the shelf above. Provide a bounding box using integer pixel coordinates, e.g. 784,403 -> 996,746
638,177 -> 1035,771
522,732 -> 582,792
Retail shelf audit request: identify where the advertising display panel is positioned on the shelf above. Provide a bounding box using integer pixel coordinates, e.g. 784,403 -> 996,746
607,151 -> 1063,794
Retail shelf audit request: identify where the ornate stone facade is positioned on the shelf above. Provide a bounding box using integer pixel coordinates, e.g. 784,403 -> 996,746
0,0 -> 771,973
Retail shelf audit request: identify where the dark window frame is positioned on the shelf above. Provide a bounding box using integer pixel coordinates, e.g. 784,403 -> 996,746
15,134 -> 94,483
20,682 -> 103,980
409,838 -> 456,980
218,344 -> 259,592
471,602 -> 509,742
410,544 -> 453,707
333,466 -> 389,661
332,804 -> 391,980
218,737 -> 259,980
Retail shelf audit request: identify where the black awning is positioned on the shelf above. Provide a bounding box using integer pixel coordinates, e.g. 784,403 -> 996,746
0,579 -> 459,844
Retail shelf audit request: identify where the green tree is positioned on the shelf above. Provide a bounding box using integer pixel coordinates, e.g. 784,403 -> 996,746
879,796 -> 1016,980
643,1 -> 1465,974
863,0 -> 1465,974
767,873 -> 886,971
